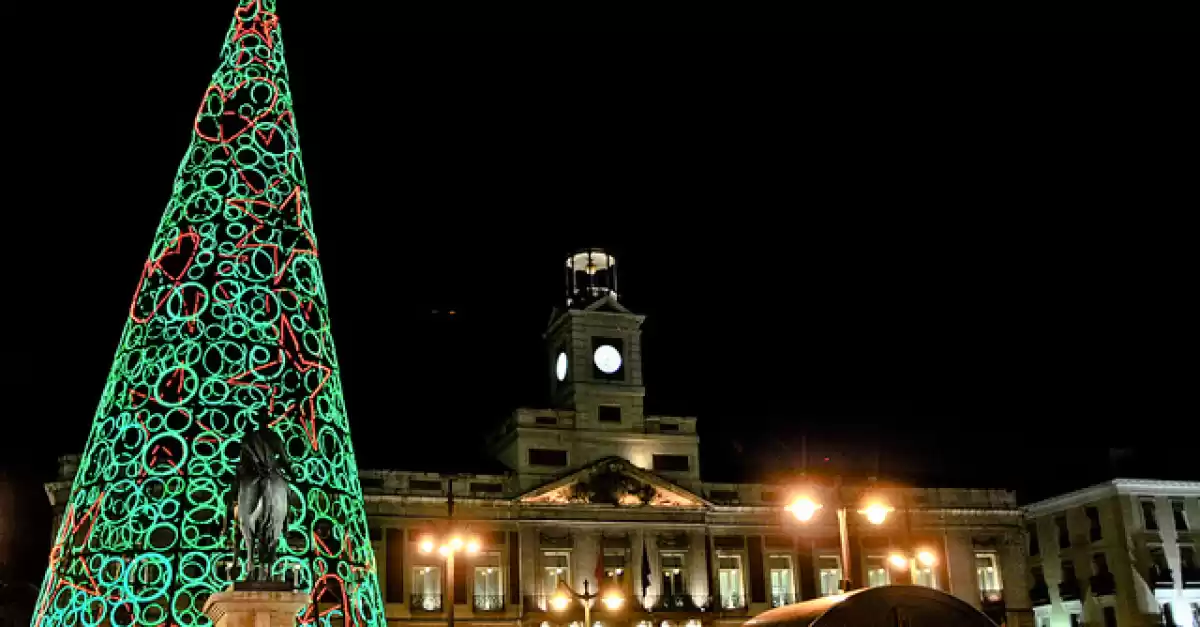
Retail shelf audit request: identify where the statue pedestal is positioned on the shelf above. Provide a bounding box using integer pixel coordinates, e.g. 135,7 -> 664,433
203,587 -> 309,627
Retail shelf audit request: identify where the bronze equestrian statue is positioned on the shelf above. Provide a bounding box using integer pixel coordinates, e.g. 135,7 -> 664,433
235,423 -> 293,582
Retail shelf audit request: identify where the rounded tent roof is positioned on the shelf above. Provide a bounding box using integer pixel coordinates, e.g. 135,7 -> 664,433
744,585 -> 998,627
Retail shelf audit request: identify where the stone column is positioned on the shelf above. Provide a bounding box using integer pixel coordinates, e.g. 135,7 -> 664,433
688,530 -> 708,606
203,589 -> 309,627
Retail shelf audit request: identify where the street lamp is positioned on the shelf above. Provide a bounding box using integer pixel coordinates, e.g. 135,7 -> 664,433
788,487 -> 893,592
551,579 -> 623,627
419,533 -> 481,627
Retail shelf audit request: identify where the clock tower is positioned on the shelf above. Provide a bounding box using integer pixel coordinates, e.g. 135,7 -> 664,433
489,248 -> 699,490
546,249 -> 647,430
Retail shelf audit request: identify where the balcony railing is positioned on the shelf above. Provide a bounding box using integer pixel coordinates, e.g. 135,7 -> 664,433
718,594 -> 745,610
411,593 -> 443,611
1149,566 -> 1174,589
646,593 -> 707,611
1090,572 -> 1116,597
1030,582 -> 1050,606
770,592 -> 796,608
473,595 -> 504,611
980,589 -> 1004,605
1058,578 -> 1081,602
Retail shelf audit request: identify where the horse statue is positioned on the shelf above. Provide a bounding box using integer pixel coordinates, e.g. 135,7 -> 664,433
235,423 -> 294,582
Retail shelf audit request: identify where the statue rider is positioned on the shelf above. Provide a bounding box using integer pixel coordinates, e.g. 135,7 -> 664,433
235,422 -> 293,582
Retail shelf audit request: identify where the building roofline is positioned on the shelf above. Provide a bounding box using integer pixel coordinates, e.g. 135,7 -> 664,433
1023,478 -> 1200,515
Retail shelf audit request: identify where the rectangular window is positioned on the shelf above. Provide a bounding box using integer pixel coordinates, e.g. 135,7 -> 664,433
469,482 -> 503,494
1069,613 -> 1081,627
975,552 -> 1002,600
709,490 -> 740,503
866,556 -> 889,588
1094,552 -> 1110,575
661,553 -> 686,601
542,551 -> 570,596
912,559 -> 937,589
817,555 -> 842,596
1180,546 -> 1196,569
535,416 -> 558,426
659,422 -> 680,432
1056,516 -> 1070,548
1172,499 -> 1190,531
529,449 -> 568,467
1028,523 -> 1040,556
1032,565 -> 1047,587
1062,559 -> 1077,582
473,553 -> 503,611
1086,506 -> 1103,542
718,555 -> 745,608
603,549 -> 627,586
1142,499 -> 1159,531
1102,606 -> 1117,627
409,479 -> 442,492
652,455 -> 690,472
768,555 -> 794,607
411,565 -> 443,611
597,405 -> 622,422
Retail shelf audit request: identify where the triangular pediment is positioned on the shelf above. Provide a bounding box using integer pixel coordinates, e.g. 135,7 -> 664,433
519,457 -> 707,508
582,293 -> 634,314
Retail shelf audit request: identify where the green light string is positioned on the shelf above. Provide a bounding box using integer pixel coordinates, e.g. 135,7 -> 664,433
32,2 -> 383,625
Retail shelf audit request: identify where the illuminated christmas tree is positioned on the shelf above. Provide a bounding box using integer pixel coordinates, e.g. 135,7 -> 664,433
32,2 -> 384,625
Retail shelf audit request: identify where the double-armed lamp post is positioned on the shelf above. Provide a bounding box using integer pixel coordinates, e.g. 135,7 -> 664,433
550,579 -> 624,627
418,533 -> 481,627
786,482 -> 938,592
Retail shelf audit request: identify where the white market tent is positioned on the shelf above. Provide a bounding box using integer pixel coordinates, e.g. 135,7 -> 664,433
744,585 -> 999,627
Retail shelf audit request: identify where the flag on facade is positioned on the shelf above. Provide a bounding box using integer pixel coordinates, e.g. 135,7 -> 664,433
641,539 -> 652,597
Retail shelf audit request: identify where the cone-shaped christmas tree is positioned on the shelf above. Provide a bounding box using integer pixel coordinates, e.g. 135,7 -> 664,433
33,2 -> 384,625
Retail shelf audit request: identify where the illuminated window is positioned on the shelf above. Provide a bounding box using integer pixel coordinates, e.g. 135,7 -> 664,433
866,556 -> 889,588
543,551 -> 570,595
975,553 -> 1002,600
473,553 -> 503,611
912,559 -> 937,589
411,565 -> 443,610
1069,612 -> 1081,627
661,553 -> 686,600
604,549 -> 628,585
817,555 -> 842,596
768,555 -> 794,607
718,555 -> 745,608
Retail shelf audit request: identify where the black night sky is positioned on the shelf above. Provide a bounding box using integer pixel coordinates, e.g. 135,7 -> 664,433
0,3 -> 1193,594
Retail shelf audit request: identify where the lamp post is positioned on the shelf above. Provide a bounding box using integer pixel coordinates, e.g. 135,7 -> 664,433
787,483 -> 894,592
419,533 -> 481,627
551,579 -> 624,627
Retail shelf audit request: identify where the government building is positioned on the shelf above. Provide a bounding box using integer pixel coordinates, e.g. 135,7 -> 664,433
46,250 -> 1048,626
1024,479 -> 1200,627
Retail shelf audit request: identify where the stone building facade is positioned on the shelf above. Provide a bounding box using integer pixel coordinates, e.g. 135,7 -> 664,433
1023,479 -> 1200,627
45,250 -> 1035,627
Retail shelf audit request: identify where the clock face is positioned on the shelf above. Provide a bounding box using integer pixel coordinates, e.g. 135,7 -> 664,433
593,344 -> 623,374
555,351 -> 568,381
